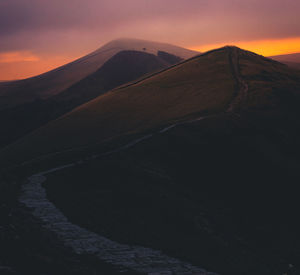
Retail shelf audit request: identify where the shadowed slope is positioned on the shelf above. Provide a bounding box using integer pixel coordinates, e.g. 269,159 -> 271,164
0,38 -> 197,110
52,50 -> 182,112
1,47 -> 236,165
40,48 -> 300,275
270,52 -> 300,69
2,47 -> 300,166
3,47 -> 300,275
270,52 -> 300,63
0,50 -> 182,148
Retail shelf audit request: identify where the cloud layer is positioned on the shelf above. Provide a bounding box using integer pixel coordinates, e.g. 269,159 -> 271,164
1,0 -> 300,79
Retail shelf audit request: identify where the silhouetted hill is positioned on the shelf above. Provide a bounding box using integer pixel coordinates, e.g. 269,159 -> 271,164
1,47 -> 236,164
52,50 -> 182,114
3,45 -> 300,166
0,38 -> 197,111
2,46 -> 300,275
270,52 -> 300,63
270,52 -> 300,69
0,50 -> 185,148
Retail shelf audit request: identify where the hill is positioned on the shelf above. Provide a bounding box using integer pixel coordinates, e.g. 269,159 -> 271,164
2,46 -> 300,165
0,50 -> 183,148
2,46 -> 300,275
270,52 -> 300,69
1,47 -> 238,165
0,38 -> 197,111
270,52 -> 300,63
50,50 -> 183,114
282,62 -> 300,70
0,39 -> 195,148
3,46 -> 300,274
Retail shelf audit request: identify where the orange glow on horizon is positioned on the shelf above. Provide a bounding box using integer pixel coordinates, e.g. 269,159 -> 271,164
0,54 -> 79,81
1,37 -> 300,81
190,37 -> 300,57
0,51 -> 40,63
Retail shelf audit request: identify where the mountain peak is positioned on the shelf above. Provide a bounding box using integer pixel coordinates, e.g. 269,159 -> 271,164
201,45 -> 285,67
95,38 -> 199,59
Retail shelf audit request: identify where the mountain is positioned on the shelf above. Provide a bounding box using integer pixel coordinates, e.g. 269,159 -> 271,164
281,61 -> 300,70
270,52 -> 300,69
0,40 -> 196,148
3,46 -> 300,166
50,50 -> 183,115
0,38 -> 197,111
1,47 -> 235,164
270,52 -> 300,63
3,46 -> 300,275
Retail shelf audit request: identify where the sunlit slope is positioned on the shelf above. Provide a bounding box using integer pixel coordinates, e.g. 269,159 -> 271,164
0,50 -> 182,149
52,50 -> 182,111
0,38 -> 198,110
2,48 -> 235,164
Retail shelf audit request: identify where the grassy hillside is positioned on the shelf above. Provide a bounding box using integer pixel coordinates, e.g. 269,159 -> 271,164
1,48 -> 236,165
0,50 -> 182,149
44,115 -> 300,275
0,38 -> 197,111
4,47 -> 300,166
40,48 -> 300,275
51,50 -> 182,112
240,50 -> 300,108
2,46 -> 300,275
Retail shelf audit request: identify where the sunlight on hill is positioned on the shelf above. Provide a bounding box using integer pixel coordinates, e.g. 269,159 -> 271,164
192,37 -> 300,56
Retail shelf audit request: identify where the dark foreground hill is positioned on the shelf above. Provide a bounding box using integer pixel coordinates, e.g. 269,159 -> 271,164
1,46 -> 300,275
0,50 -> 183,148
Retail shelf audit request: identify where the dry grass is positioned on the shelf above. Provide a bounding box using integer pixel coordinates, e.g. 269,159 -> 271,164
1,48 -> 235,165
239,50 -> 300,109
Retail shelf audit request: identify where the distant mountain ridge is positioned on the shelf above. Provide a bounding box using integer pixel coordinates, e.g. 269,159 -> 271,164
0,38 -> 198,111
51,50 -> 183,114
0,45 -> 188,148
270,52 -> 300,69
270,52 -> 300,63
3,46 -> 300,166
2,46 -> 300,275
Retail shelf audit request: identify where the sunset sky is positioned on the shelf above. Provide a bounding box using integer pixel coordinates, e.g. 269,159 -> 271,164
1,0 -> 300,80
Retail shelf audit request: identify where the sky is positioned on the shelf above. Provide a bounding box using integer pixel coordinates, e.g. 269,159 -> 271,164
0,0 -> 300,80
